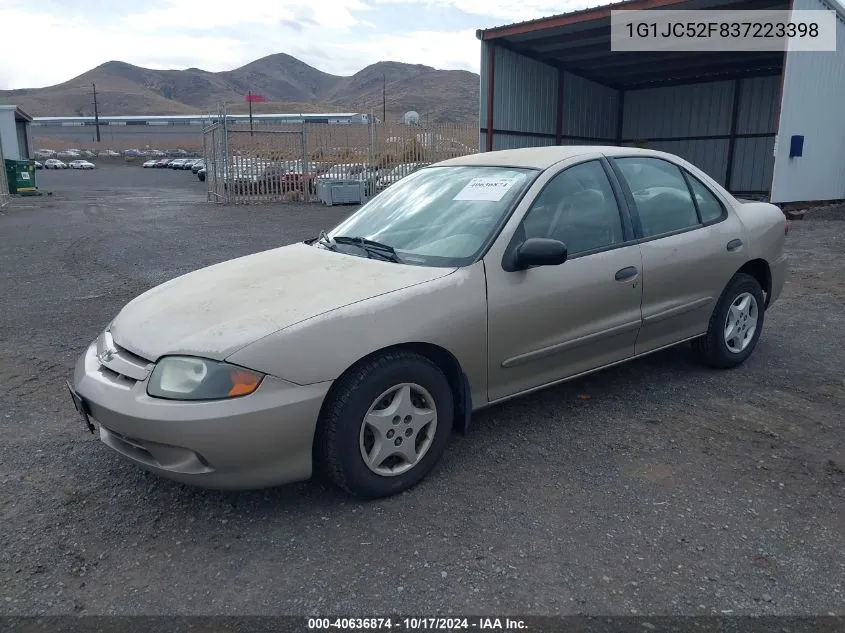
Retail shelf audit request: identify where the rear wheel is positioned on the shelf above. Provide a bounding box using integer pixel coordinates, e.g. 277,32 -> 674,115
314,351 -> 454,499
692,272 -> 765,369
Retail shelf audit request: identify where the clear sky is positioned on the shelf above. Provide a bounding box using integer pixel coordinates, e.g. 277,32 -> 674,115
0,0 -> 603,89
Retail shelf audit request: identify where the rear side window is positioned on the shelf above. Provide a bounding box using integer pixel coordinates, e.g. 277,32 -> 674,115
685,172 -> 726,223
614,157 -> 701,238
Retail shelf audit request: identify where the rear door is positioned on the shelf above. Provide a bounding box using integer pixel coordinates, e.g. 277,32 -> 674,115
607,155 -> 747,354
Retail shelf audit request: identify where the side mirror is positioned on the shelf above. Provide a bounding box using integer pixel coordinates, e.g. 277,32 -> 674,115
505,237 -> 568,272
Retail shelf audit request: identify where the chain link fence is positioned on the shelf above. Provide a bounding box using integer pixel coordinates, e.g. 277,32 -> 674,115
202,106 -> 478,205
201,108 -> 228,203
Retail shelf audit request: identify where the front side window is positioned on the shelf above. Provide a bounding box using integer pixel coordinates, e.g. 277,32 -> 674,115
613,157 -> 701,238
327,165 -> 536,267
517,160 -> 625,257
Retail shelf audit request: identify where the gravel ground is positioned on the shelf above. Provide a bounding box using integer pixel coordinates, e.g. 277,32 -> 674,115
1,165 -> 844,616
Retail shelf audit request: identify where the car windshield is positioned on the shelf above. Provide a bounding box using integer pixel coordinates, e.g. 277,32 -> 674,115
326,165 -> 537,267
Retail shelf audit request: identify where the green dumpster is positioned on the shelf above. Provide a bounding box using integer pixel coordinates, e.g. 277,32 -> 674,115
4,159 -> 37,194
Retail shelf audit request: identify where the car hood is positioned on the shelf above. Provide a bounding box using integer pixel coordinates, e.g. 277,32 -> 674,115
108,242 -> 455,363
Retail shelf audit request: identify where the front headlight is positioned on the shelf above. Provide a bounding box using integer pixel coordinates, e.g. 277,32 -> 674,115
147,356 -> 265,401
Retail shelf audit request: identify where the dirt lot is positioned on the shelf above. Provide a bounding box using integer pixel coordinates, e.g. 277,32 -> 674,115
1,164 -> 843,616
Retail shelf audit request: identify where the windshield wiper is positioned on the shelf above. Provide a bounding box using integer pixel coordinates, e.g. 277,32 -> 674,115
316,230 -> 337,251
332,236 -> 402,263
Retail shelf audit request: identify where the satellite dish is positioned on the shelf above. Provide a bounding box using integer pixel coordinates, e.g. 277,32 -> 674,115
404,110 -> 420,125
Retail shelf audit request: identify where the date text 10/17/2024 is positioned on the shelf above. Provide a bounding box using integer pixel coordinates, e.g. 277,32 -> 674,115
307,617 -> 528,630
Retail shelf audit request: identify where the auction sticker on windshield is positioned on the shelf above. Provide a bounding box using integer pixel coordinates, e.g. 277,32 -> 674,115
453,175 -> 523,202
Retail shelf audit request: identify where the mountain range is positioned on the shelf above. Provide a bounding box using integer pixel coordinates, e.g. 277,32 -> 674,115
0,53 -> 480,123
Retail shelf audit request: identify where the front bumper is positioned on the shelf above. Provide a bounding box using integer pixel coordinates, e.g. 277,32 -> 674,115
71,340 -> 332,490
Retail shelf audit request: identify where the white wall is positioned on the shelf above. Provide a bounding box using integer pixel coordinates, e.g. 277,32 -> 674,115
0,110 -> 22,161
771,0 -> 845,203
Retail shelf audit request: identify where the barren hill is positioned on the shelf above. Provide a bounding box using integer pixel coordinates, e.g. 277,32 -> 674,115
0,54 -> 480,123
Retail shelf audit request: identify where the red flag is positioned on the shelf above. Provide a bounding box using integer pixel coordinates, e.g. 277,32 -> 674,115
246,93 -> 266,102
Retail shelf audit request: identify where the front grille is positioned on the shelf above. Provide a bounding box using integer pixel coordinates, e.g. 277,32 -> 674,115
96,332 -> 154,383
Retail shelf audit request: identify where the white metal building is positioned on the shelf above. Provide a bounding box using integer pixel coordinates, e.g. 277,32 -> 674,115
0,105 -> 33,161
477,0 -> 845,203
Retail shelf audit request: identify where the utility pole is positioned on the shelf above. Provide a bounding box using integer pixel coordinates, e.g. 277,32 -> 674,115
248,90 -> 254,136
92,83 -> 101,143
382,74 -> 386,125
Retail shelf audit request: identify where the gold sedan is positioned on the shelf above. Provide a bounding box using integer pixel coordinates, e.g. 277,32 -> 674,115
68,146 -> 789,498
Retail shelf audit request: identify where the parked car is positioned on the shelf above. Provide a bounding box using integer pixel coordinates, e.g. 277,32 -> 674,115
142,159 -> 159,168
34,161 -> 43,170
191,159 -> 205,174
255,160 -> 330,195
44,159 -> 67,169
227,161 -> 271,193
67,146 -> 789,499
375,162 -> 429,192
57,151 -> 81,160
168,159 -> 189,169
98,150 -> 120,158
69,160 -> 95,170
197,167 -> 206,182
155,159 -> 171,168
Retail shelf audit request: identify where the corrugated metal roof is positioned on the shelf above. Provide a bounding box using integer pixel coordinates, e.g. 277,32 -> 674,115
0,105 -> 33,121
476,0 -> 698,39
476,0 -> 649,39
477,0 -> 845,38
818,0 -> 845,21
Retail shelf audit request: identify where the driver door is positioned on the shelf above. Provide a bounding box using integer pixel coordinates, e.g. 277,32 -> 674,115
484,158 -> 644,402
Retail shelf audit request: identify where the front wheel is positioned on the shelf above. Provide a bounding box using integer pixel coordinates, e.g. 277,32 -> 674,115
314,351 -> 454,499
692,272 -> 765,369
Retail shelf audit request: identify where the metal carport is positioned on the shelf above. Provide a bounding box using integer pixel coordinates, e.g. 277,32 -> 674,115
477,0 -> 845,202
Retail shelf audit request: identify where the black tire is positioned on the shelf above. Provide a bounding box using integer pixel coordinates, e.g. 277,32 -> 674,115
314,351 -> 454,499
692,272 -> 765,369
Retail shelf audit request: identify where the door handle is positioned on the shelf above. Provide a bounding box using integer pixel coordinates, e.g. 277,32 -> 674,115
727,239 -> 743,252
615,266 -> 639,282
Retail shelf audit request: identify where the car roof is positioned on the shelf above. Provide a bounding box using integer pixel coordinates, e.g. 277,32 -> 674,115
434,146 -> 677,170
